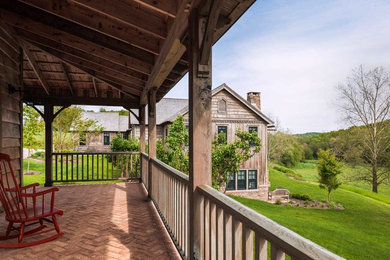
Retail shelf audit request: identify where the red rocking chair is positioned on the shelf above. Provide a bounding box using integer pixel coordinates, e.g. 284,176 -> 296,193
0,153 -> 64,247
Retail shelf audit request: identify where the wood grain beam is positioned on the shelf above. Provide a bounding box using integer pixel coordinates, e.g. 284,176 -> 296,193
92,77 -> 98,97
21,42 -> 50,95
0,2 -> 155,65
28,42 -> 145,90
59,62 -> 74,95
133,0 -> 177,18
199,0 -> 222,65
71,0 -> 167,39
17,29 -> 148,82
140,0 -> 193,104
4,14 -> 152,75
25,42 -> 141,98
23,94 -> 139,107
19,0 -> 161,55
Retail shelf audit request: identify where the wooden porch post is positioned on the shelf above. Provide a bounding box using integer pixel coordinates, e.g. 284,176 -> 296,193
139,105 -> 146,153
147,88 -> 157,197
188,8 -> 212,259
43,104 -> 54,187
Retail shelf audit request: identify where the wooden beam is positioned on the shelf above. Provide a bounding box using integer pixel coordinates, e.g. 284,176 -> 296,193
133,0 -> 177,18
92,77 -> 98,97
199,0 -> 222,65
71,0 -> 167,39
21,42 -> 50,95
19,0 -> 161,55
129,109 -> 140,122
59,62 -> 74,95
188,7 -> 212,259
139,105 -> 146,153
23,95 -> 139,107
27,42 -> 145,93
16,29 -> 149,80
0,2 -> 155,64
147,88 -> 157,198
23,42 -> 141,99
213,0 -> 255,43
141,0 -> 192,104
43,103 -> 53,186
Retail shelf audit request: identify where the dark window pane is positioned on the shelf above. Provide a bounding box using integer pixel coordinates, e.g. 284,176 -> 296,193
237,170 -> 247,190
248,170 -> 257,189
104,132 -> 110,145
218,126 -> 227,143
79,132 -> 86,146
249,127 -> 258,133
226,173 -> 236,190
249,127 -> 258,146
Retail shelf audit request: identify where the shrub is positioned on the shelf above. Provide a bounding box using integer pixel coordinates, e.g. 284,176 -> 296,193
275,199 -> 282,205
31,151 -> 45,159
291,193 -> 311,201
304,201 -> 309,207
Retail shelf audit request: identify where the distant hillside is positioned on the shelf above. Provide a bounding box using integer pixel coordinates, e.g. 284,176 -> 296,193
294,132 -> 321,137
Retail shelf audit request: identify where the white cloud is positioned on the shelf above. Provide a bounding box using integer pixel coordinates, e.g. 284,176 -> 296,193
167,0 -> 390,133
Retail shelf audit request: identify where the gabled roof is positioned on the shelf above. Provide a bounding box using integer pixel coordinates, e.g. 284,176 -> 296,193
129,98 -> 188,125
82,112 -> 128,132
164,83 -> 275,125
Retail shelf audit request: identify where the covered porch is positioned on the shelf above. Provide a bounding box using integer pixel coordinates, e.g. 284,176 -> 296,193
0,183 -> 179,259
0,0 -> 342,259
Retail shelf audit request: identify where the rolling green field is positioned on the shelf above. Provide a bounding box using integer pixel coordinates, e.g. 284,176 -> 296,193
233,164 -> 390,259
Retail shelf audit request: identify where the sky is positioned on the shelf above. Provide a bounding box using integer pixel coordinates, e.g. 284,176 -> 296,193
164,0 -> 390,133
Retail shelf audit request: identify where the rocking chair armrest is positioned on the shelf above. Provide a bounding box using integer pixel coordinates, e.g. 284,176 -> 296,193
5,183 -> 40,192
20,183 -> 40,191
21,187 -> 59,197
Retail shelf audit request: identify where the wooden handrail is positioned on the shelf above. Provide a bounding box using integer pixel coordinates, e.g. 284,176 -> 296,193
197,184 -> 344,260
53,152 -> 140,155
149,158 -> 189,183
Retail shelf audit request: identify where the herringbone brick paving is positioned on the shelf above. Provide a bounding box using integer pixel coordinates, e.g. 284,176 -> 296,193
0,183 -> 180,259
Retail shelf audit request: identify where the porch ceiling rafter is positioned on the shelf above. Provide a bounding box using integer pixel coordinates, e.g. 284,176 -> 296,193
59,62 -> 74,96
70,0 -> 168,40
19,0 -> 161,55
140,0 -> 195,104
0,0 -> 255,109
28,42 -> 144,96
21,41 -> 50,95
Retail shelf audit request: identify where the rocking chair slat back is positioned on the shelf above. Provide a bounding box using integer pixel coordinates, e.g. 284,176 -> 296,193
0,154 -> 28,221
0,152 -> 64,248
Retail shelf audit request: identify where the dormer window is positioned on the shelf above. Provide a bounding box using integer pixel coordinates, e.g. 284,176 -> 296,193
218,99 -> 227,113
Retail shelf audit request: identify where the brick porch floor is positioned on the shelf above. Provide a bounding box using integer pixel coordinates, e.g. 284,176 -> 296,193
0,183 -> 180,260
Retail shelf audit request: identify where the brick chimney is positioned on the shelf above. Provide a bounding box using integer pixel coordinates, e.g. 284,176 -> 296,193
247,92 -> 261,110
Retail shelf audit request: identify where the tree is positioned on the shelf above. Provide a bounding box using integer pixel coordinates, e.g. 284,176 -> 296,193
23,105 -> 44,172
338,66 -> 390,192
212,130 -> 261,191
157,115 -> 189,173
317,149 -> 342,202
268,131 -> 304,167
53,106 -> 102,151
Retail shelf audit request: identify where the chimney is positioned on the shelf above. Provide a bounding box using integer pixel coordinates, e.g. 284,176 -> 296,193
247,92 -> 261,110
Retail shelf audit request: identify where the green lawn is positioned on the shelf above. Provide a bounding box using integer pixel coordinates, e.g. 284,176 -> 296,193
23,155 -> 139,185
291,160 -> 390,201
233,168 -> 390,259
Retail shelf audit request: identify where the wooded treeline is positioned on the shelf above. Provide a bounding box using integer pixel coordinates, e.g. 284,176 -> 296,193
269,120 -> 390,191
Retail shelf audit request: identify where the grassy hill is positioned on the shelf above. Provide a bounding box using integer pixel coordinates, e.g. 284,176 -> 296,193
233,165 -> 390,259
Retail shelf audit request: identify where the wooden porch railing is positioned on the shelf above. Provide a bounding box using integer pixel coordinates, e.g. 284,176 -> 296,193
141,154 -> 190,259
52,152 -> 140,182
197,185 -> 343,260
141,154 -> 342,260
140,153 -> 149,189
